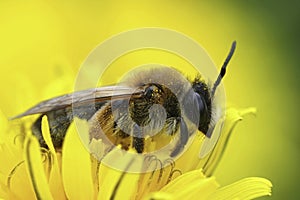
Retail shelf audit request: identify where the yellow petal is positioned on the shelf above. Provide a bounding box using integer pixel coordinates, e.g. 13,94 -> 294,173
161,169 -> 217,192
170,107 -> 257,177
201,107 -> 257,176
48,154 -> 67,200
61,119 -> 94,200
24,135 -> 53,200
207,177 -> 272,200
199,115 -> 225,159
97,148 -> 140,200
41,116 -> 67,199
172,132 -> 206,174
145,170 -> 219,200
173,177 -> 218,200
41,116 -> 56,154
0,143 -> 23,178
0,142 -> 34,199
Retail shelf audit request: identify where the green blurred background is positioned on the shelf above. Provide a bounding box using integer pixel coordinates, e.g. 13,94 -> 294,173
0,0 -> 299,199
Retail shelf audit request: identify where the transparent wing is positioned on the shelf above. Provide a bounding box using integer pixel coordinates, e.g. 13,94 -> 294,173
12,85 -> 144,119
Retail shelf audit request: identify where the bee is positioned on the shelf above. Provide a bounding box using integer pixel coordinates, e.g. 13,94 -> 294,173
12,41 -> 236,157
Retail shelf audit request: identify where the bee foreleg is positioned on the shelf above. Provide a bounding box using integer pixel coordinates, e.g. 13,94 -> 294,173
132,124 -> 144,153
170,118 -> 188,157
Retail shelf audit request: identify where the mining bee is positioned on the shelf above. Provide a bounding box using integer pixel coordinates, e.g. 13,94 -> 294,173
12,41 -> 236,157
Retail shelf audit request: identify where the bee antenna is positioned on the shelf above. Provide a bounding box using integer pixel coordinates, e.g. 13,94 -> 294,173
211,41 -> 236,97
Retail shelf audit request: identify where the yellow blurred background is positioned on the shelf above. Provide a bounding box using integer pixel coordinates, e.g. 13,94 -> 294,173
0,1 -> 299,199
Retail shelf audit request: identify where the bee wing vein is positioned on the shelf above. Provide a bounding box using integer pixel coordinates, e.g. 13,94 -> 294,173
12,86 -> 144,119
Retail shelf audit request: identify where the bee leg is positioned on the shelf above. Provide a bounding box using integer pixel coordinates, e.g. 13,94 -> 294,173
31,115 -> 48,148
170,118 -> 188,157
132,124 -> 144,153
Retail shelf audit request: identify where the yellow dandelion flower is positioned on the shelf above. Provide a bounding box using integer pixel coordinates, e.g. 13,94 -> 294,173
0,102 -> 272,200
0,58 -> 272,200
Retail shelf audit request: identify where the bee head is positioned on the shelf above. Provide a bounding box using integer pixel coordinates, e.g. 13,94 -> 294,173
192,41 -> 236,137
191,78 -> 212,135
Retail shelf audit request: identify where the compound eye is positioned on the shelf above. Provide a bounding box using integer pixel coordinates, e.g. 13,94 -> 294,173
194,93 -> 210,136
